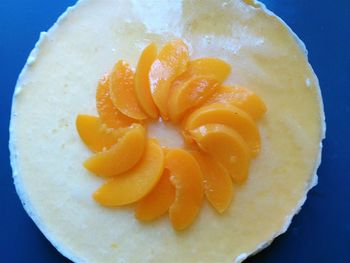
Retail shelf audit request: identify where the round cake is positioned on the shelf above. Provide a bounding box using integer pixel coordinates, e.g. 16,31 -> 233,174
10,0 -> 325,262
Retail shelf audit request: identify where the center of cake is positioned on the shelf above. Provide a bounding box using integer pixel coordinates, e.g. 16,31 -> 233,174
76,39 -> 266,230
147,119 -> 184,148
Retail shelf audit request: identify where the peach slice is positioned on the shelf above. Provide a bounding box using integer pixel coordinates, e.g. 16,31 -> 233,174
96,74 -> 135,128
174,57 -> 231,84
168,76 -> 219,123
206,85 -> 267,120
135,169 -> 175,221
135,43 -> 159,119
84,124 -> 146,177
183,103 -> 261,157
165,149 -> 203,230
150,39 -> 189,119
93,139 -> 164,206
191,151 -> 234,213
76,115 -> 125,153
189,124 -> 250,183
110,60 -> 148,120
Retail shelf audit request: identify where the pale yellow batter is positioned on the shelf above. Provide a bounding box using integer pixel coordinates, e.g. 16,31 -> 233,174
10,0 -> 325,262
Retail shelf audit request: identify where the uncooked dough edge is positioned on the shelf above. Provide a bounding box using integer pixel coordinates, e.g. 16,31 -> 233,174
9,1 -> 326,263
234,1 -> 326,262
9,2 -> 86,263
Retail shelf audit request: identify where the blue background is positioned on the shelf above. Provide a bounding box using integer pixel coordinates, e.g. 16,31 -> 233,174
1,0 -> 349,262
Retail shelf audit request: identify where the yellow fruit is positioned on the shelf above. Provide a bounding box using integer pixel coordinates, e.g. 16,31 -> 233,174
93,139 -> 164,206
175,58 -> 231,83
165,149 -> 203,230
189,124 -> 250,183
96,74 -> 135,128
135,169 -> 175,221
206,85 -> 267,120
110,60 -> 147,120
168,76 -> 219,123
184,103 -> 261,157
191,151 -> 234,213
84,124 -> 146,177
135,43 -> 159,119
150,39 -> 189,119
76,115 -> 124,152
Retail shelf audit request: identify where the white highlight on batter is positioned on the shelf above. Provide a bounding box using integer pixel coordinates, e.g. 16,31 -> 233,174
147,118 -> 184,148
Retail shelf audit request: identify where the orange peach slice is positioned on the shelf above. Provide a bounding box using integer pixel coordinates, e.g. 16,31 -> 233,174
96,74 -> 135,128
110,60 -> 147,120
189,124 -> 250,183
191,151 -> 234,213
150,39 -> 189,119
184,103 -> 261,157
135,43 -> 159,119
135,169 -> 175,221
169,58 -> 231,118
206,85 -> 267,120
174,57 -> 231,84
93,139 -> 164,206
165,149 -> 203,230
84,124 -> 146,177
168,76 -> 219,123
76,115 -> 125,153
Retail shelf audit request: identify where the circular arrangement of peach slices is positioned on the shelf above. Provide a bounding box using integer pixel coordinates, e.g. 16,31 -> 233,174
76,39 -> 267,231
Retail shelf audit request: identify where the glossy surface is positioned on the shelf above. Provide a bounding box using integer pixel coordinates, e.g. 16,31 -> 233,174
96,74 -> 135,128
135,169 -> 175,221
168,58 -> 231,123
176,58 -> 231,83
2,1 -> 349,263
165,149 -> 203,230
206,85 -> 267,120
191,151 -> 234,213
76,115 -> 125,153
135,43 -> 159,118
150,39 -> 189,119
184,103 -> 261,156
168,76 -> 219,122
190,124 -> 250,183
110,60 -> 147,120
77,37 -> 256,230
93,139 -> 164,206
84,124 -> 146,177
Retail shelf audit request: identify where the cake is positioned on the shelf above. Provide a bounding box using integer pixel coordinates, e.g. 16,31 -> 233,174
9,0 -> 325,262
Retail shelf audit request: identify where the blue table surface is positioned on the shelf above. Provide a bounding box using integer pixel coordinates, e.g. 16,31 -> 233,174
1,0 -> 349,262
